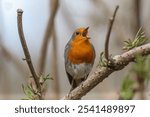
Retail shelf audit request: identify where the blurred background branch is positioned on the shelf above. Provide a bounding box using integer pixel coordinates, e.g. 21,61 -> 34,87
37,0 -> 59,75
50,26 -> 60,99
0,43 -> 26,76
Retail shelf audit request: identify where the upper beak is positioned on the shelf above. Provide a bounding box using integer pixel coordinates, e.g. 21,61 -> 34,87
85,27 -> 89,31
83,27 -> 91,39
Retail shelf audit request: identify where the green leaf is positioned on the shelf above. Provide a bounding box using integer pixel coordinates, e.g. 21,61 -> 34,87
22,84 -> 34,100
123,27 -> 148,50
120,76 -> 134,100
97,52 -> 108,67
39,73 -> 53,85
132,55 -> 150,81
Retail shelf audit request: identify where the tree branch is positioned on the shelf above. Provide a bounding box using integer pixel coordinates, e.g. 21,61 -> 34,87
17,9 -> 41,99
37,0 -> 59,75
62,43 -> 150,99
105,5 -> 119,61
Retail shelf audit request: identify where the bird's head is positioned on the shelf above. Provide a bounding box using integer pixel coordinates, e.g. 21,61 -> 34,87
72,27 -> 91,42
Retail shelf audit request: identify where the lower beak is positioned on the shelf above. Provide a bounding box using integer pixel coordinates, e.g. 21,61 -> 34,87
87,36 -> 91,39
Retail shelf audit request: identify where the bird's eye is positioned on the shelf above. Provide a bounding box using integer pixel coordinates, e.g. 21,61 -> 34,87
76,32 -> 80,35
82,32 -> 86,37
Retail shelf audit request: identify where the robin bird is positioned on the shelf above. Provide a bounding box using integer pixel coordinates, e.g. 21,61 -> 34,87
64,27 -> 95,91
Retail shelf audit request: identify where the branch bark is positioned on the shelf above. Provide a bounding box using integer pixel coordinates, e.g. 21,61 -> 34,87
105,5 -> 119,60
17,9 -> 41,99
62,43 -> 150,99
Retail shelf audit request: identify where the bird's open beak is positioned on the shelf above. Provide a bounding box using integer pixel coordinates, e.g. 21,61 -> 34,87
83,27 -> 91,39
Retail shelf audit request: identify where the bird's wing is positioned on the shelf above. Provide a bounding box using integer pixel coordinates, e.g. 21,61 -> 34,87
64,40 -> 73,85
90,43 -> 96,64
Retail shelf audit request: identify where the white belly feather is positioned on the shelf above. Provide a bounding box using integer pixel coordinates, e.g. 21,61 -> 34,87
66,63 -> 92,79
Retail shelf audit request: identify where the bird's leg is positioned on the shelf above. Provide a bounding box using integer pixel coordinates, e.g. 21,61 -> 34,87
69,80 -> 75,92
80,78 -> 86,90
81,82 -> 84,90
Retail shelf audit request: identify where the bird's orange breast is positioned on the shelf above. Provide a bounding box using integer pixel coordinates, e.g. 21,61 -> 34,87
67,39 -> 94,64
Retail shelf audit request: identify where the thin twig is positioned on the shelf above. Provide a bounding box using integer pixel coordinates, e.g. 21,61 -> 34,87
63,43 -> 150,99
37,0 -> 59,75
104,5 -> 119,60
17,9 -> 41,98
